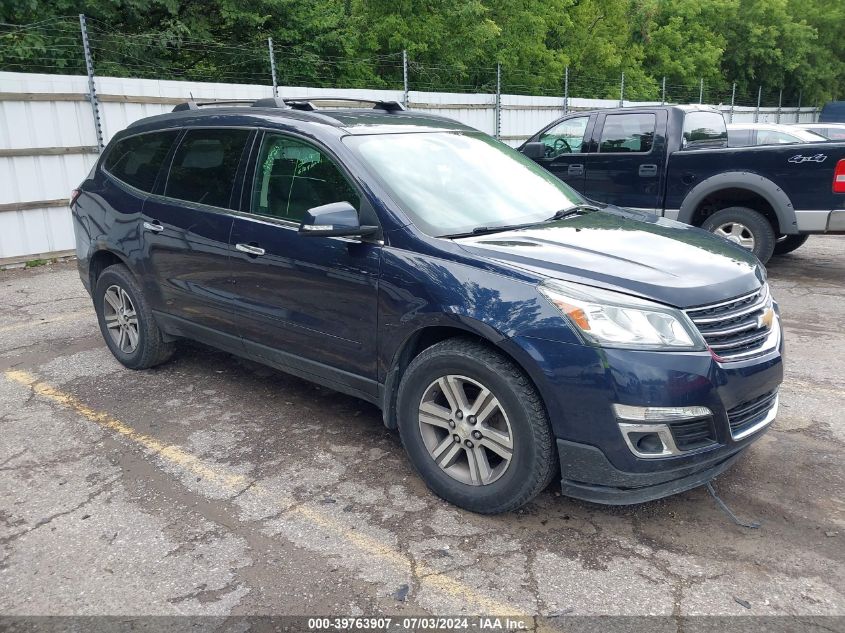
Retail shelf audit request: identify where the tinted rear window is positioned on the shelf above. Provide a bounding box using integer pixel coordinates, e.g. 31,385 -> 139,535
103,131 -> 178,192
683,112 -> 727,147
599,113 -> 655,153
165,128 -> 251,208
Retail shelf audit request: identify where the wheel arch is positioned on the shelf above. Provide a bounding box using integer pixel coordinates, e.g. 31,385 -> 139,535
678,172 -> 798,235
380,321 -> 548,431
88,248 -> 132,292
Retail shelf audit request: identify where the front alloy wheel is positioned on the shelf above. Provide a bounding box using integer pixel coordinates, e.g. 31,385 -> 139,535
396,338 -> 557,514
418,375 -> 513,486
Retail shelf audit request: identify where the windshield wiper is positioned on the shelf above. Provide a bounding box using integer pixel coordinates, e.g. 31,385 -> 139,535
545,204 -> 602,222
440,222 -> 537,239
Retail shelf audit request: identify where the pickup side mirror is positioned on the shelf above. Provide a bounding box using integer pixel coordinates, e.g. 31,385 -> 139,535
521,141 -> 546,159
298,202 -> 379,238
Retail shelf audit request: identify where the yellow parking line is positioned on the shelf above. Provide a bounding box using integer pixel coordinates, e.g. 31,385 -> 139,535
4,369 -> 523,617
0,309 -> 93,334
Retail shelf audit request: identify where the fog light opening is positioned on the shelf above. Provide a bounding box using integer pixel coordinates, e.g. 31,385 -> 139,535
634,432 -> 664,454
618,422 -> 682,458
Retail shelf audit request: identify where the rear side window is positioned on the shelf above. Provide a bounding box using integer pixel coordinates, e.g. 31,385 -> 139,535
103,131 -> 178,192
250,133 -> 359,223
599,114 -> 655,153
683,112 -> 727,147
165,128 -> 251,209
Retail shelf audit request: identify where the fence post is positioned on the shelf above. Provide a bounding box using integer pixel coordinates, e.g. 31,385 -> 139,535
495,62 -> 501,141
797,90 -> 802,122
776,88 -> 782,124
699,77 -> 704,104
754,86 -> 762,123
267,37 -> 278,97
729,82 -> 736,123
563,66 -> 569,114
78,14 -> 103,152
661,76 -> 666,105
619,72 -> 625,107
402,49 -> 409,108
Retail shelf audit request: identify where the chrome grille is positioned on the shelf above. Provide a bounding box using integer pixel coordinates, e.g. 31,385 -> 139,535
727,390 -> 779,439
685,285 -> 775,361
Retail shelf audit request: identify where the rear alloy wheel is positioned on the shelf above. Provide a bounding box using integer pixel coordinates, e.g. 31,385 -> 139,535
773,234 -> 810,256
701,206 -> 776,263
94,264 -> 174,369
102,285 -> 140,354
397,339 -> 557,514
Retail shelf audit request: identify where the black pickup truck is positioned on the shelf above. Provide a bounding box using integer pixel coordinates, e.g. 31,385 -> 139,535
520,105 -> 845,262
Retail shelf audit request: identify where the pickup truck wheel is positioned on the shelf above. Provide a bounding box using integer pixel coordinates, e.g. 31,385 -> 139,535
94,264 -> 175,370
396,338 -> 557,514
773,234 -> 810,256
701,207 -> 776,263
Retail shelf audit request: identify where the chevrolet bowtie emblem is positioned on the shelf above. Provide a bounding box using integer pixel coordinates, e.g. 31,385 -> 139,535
758,307 -> 775,331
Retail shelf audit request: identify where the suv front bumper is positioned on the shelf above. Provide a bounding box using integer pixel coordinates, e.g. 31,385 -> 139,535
556,438 -> 750,504
508,321 -> 783,504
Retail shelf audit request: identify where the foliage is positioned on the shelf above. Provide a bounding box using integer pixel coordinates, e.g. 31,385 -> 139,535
1,0 -> 842,104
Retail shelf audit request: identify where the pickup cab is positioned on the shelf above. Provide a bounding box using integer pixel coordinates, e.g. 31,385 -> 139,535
520,105 -> 845,262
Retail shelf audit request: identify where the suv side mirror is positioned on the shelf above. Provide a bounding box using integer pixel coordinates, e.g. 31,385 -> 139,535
521,142 -> 546,159
298,201 -> 379,238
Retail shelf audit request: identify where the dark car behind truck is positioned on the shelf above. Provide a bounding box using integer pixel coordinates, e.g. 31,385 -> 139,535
520,105 -> 845,262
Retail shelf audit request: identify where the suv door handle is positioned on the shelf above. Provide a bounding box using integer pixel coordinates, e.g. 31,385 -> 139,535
567,164 -> 584,176
143,220 -> 164,233
235,243 -> 266,257
638,164 -> 658,177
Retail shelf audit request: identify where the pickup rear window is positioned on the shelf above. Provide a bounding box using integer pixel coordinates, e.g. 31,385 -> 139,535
683,112 -> 728,148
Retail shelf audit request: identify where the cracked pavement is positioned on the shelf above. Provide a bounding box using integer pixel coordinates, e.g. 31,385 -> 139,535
0,237 -> 843,626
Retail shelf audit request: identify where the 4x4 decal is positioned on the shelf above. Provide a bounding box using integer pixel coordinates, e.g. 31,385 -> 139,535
788,153 -> 828,164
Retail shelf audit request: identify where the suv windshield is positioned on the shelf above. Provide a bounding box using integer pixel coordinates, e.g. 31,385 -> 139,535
344,132 -> 582,237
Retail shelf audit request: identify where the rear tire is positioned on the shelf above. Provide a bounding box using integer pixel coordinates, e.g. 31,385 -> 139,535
701,206 -> 776,264
773,234 -> 810,256
94,264 -> 174,369
396,338 -> 557,514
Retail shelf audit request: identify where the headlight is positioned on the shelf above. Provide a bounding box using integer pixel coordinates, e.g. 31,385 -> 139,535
538,280 -> 706,351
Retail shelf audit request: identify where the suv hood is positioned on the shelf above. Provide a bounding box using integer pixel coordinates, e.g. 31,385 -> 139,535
454,210 -> 765,308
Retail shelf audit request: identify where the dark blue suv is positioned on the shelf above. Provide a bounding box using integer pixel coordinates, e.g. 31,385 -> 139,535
71,97 -> 783,513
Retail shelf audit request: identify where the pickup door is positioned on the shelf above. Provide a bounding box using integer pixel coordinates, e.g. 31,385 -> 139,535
582,110 -> 667,212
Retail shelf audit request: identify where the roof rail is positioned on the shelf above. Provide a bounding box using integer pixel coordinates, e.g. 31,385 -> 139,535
172,96 -> 406,113
172,99 -> 261,112
281,96 -> 406,112
251,97 -> 292,109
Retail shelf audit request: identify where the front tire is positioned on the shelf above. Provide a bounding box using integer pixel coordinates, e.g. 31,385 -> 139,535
701,206 -> 776,264
94,264 -> 174,369
396,339 -> 557,514
773,234 -> 810,256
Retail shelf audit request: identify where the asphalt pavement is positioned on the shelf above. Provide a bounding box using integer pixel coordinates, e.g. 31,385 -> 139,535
0,237 -> 843,629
